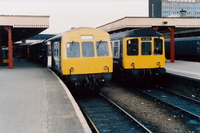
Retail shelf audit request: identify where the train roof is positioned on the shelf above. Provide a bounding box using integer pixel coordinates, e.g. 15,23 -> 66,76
165,36 -> 200,42
110,28 -> 163,40
45,27 -> 99,42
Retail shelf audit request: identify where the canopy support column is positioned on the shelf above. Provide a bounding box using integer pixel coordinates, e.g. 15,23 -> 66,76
168,27 -> 175,63
4,26 -> 13,69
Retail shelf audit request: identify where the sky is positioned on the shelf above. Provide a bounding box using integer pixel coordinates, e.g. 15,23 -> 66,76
0,0 -> 148,34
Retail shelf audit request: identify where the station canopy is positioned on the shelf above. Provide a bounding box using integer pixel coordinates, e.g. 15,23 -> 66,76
97,17 -> 200,38
0,15 -> 49,46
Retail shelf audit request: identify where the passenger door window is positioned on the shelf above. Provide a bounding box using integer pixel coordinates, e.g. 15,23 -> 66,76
111,41 -> 120,58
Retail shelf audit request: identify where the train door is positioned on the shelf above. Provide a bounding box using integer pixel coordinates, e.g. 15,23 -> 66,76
53,41 -> 61,72
111,40 -> 121,68
46,41 -> 52,67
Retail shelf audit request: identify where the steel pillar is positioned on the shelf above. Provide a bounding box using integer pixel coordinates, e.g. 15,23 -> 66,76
4,26 -> 13,69
168,27 -> 175,63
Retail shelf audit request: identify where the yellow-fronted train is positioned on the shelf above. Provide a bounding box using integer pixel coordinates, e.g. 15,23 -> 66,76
44,27 -> 113,94
110,28 -> 166,86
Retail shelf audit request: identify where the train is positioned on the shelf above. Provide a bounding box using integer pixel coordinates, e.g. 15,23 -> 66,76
165,36 -> 200,62
25,27 -> 113,94
1,46 -> 9,65
110,28 -> 166,86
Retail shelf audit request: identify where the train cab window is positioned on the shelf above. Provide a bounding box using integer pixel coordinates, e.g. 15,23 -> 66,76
154,38 -> 163,55
66,42 -> 80,58
142,42 -> 151,55
96,41 -> 109,56
82,42 -> 94,57
127,39 -> 138,56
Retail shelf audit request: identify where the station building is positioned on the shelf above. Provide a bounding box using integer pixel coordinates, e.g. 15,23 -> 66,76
149,0 -> 200,18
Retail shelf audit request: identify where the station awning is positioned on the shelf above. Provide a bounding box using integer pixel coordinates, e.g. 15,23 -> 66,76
0,15 -> 49,46
0,15 -> 49,68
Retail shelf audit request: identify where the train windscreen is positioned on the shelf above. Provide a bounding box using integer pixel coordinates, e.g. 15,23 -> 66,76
66,42 -> 80,58
82,42 -> 94,57
154,38 -> 163,55
96,41 -> 109,56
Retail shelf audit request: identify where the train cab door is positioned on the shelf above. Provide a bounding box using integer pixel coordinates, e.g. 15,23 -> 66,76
111,40 -> 121,68
53,41 -> 61,72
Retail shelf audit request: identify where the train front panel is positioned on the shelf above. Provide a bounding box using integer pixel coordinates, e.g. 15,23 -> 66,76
122,36 -> 166,70
60,28 -> 113,76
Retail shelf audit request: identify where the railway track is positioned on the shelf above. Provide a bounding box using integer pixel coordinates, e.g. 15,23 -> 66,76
75,93 -> 153,133
136,86 -> 200,132
139,86 -> 200,119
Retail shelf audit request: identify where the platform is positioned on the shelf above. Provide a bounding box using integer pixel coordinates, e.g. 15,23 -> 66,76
165,60 -> 200,80
0,59 -> 91,133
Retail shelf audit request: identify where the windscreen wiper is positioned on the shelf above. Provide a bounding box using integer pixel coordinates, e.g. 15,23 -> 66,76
97,40 -> 102,49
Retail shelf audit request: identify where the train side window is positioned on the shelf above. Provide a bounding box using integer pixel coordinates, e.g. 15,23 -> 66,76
154,38 -> 163,55
96,41 -> 109,56
127,39 -> 138,56
82,42 -> 94,57
142,42 -> 151,55
66,42 -> 80,58
113,41 -> 120,58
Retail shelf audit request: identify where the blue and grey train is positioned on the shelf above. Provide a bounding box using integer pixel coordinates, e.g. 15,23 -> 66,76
165,36 -> 200,62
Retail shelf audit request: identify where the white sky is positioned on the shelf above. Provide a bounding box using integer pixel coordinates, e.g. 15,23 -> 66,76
0,0 -> 148,34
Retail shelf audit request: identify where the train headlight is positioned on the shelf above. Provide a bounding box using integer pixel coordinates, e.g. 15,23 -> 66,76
70,67 -> 74,72
69,67 -> 74,75
104,65 -> 108,70
157,62 -> 161,67
104,65 -> 109,72
131,62 -> 135,68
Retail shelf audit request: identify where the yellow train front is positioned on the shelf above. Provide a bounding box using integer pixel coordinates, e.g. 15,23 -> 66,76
46,27 -> 113,93
110,28 -> 166,86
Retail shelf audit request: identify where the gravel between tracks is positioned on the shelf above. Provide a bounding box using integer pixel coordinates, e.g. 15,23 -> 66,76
100,81 -> 192,133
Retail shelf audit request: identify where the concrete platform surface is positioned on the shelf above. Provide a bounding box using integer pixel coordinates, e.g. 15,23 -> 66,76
166,60 -> 200,80
0,59 -> 91,133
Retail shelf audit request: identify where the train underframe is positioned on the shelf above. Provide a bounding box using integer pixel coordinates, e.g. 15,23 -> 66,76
64,73 -> 112,95
113,67 -> 166,87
